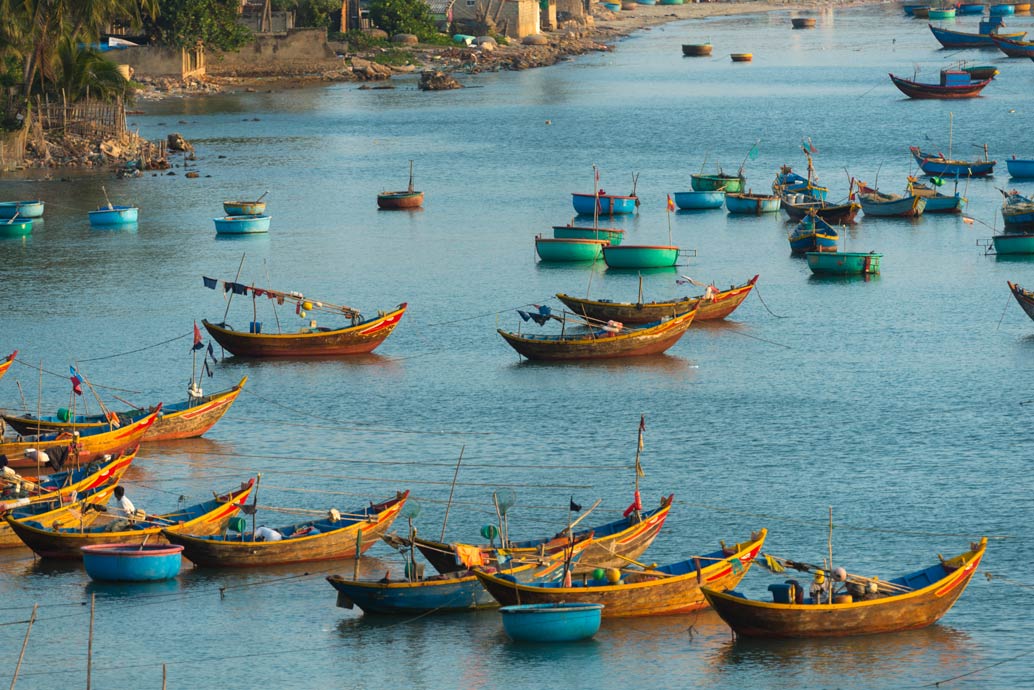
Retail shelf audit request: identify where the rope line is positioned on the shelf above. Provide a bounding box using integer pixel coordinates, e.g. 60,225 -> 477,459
76,331 -> 193,362
751,284 -> 787,319
421,301 -> 550,327
920,649 -> 1034,687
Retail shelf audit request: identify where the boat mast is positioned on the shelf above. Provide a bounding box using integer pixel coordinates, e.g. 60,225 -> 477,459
221,253 -> 247,323
948,111 -> 954,160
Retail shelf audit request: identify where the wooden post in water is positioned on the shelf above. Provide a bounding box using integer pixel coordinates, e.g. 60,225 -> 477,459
161,664 -> 167,690
9,603 -> 38,690
353,529 -> 362,580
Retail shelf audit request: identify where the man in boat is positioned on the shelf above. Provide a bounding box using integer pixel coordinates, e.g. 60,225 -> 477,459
107,485 -> 146,530
810,569 -> 830,604
254,525 -> 284,542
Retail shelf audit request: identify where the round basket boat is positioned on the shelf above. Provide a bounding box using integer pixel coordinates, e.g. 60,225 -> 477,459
81,543 -> 184,582
730,53 -> 753,62
682,43 -> 713,56
0,219 -> 32,237
791,17 -> 816,28
500,603 -> 604,642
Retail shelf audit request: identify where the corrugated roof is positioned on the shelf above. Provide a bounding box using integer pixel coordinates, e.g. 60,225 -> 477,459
426,0 -> 455,13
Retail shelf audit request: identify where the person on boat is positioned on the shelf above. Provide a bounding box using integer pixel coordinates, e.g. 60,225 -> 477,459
810,569 -> 829,604
254,525 -> 283,542
107,485 -> 145,530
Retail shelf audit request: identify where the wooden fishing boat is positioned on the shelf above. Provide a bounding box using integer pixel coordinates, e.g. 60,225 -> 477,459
535,236 -> 607,262
789,213 -> 839,254
571,192 -> 638,215
807,251 -> 882,275
475,530 -> 766,617
602,244 -> 679,268
3,377 -> 246,442
0,482 -> 122,549
992,233 -> 1034,254
4,478 -> 255,559
772,164 -> 829,201
726,192 -> 781,214
1006,157 -> 1034,178
701,538 -> 987,638
889,70 -> 992,99
682,43 -> 713,56
906,178 -> 965,213
223,199 -> 267,216
0,200 -> 44,219
0,218 -> 32,238
1007,281 -> 1034,321
928,6 -> 956,18
991,34 -> 1034,56
377,161 -> 424,209
780,194 -> 860,223
791,17 -> 816,28
88,205 -> 138,226
499,310 -> 695,360
0,408 -> 159,471
0,448 -> 136,519
82,543 -> 184,582
164,491 -> 408,567
673,191 -> 725,210
927,22 -> 1025,48
956,3 -> 986,13
552,224 -> 625,245
730,53 -> 753,62
410,495 -> 674,576
1001,190 -> 1034,232
556,275 -> 759,324
910,146 -> 995,177
692,172 -> 745,193
0,350 -> 15,383
857,183 -> 927,217
201,278 -> 406,357
902,4 -> 926,15
213,215 -> 271,234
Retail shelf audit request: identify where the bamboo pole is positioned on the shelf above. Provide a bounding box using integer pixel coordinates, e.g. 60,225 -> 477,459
9,603 -> 37,690
439,445 -> 464,541
221,253 -> 247,324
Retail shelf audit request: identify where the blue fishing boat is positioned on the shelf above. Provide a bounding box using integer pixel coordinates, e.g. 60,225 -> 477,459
1001,190 -> 1034,232
535,236 -> 607,262
500,603 -> 604,642
990,3 -> 1015,14
910,146 -> 995,177
81,544 -> 184,581
856,182 -> 927,217
0,218 -> 32,238
88,205 -> 138,226
1007,157 -> 1034,178
552,224 -> 625,245
788,213 -> 839,254
213,214 -> 271,234
773,165 -> 829,201
991,35 -> 1034,57
0,200 -> 44,219
906,177 -> 966,213
672,190 -> 725,210
992,233 -> 1034,254
726,192 -> 781,214
572,192 -> 638,216
927,22 -> 1025,48
957,2 -> 986,13
807,251 -> 882,275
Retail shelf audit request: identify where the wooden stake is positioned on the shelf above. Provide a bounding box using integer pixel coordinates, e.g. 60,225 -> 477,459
353,528 -> 363,580
161,664 -> 167,690
439,445 -> 465,541
9,603 -> 37,690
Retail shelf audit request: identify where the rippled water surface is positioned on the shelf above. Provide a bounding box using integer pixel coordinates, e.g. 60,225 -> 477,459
2,4 -> 1034,688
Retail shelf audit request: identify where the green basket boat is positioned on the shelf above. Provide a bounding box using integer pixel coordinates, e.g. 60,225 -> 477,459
603,244 -> 680,268
0,219 -> 32,238
806,251 -> 882,275
992,234 -> 1034,255
535,236 -> 607,262
552,224 -> 625,246
691,173 -> 745,193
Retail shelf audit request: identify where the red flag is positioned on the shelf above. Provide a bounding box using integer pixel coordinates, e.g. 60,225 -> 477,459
70,376 -> 82,396
666,194 -> 675,212
192,321 -> 204,351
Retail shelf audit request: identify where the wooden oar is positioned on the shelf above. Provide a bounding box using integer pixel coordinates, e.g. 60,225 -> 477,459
6,210 -> 19,225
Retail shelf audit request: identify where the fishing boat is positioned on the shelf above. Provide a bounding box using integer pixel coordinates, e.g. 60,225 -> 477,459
0,448 -> 136,520
780,194 -> 861,223
201,277 -> 406,357
557,275 -> 758,324
1006,157 -> 1034,178
691,172 -> 744,193
726,192 -> 781,214
928,6 -> 956,18
1001,190 -> 1034,232
4,478 -> 256,559
731,53 -> 753,62
0,218 -> 32,238
571,191 -> 638,216
475,530 -> 766,617
856,182 -> 927,217
701,538 -> 987,638
213,215 -> 271,234
682,43 -> 713,56
552,224 -> 625,245
0,408 -> 159,471
3,378 -> 247,442
377,161 -> 424,209
991,34 -> 1034,56
910,146 -> 995,177
807,251 -> 882,275
603,244 -> 680,268
410,494 -> 674,575
0,351 -> 15,382
82,543 -> 184,582
903,3 -> 926,15
1015,1 -> 1031,9
927,22 -> 1025,48
500,603 -> 604,642
673,190 -> 725,210
0,479 -> 124,549
791,17 -> 816,28
772,161 -> 829,201
223,194 -> 267,216
1007,281 -> 1034,321
535,236 -> 608,262
788,213 -> 839,254
88,204 -> 138,226
0,200 -> 44,219
498,309 -> 695,360
905,177 -> 966,213
889,69 -> 992,99
992,233 -> 1034,254
163,491 -> 409,567
956,3 -> 986,13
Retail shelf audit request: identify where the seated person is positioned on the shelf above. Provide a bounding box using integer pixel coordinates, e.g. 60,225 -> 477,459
107,485 -> 145,531
254,525 -> 283,542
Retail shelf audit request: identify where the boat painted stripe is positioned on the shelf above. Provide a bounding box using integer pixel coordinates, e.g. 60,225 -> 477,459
935,554 -> 983,597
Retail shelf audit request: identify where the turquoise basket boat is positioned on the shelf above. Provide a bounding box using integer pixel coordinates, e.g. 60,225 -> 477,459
928,7 -> 956,18
0,219 -> 32,237
957,2 -> 986,13
603,244 -> 679,268
214,214 -> 271,234
536,236 -> 607,261
572,192 -> 638,216
993,234 -> 1034,254
691,173 -> 744,193
673,191 -> 725,210
807,251 -> 882,274
990,3 -> 1015,14
500,603 -> 604,642
81,543 -> 184,582
726,193 -> 781,214
0,200 -> 44,219
552,224 -> 625,245
89,205 -> 138,226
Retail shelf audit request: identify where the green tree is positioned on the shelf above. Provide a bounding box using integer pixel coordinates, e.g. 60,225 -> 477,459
147,0 -> 252,51
54,39 -> 132,102
273,0 -> 342,30
368,0 -> 437,39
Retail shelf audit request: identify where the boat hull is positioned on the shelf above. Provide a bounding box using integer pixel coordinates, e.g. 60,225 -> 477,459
498,310 -> 695,360
0,410 -> 159,471
203,304 -> 406,357
377,191 -> 424,209
910,147 -> 995,177
927,8 -> 956,18
88,205 -> 138,226
82,544 -> 184,581
329,572 -> 498,613
807,252 -> 882,274
993,234 -> 1034,253
957,3 -> 986,13
691,174 -> 744,193
673,191 -> 725,210
789,216 -> 839,254
501,604 -> 604,641
889,74 -> 990,99
556,276 -> 758,324
572,193 -> 638,215
1008,281 -> 1034,321
781,196 -> 860,223
992,35 -> 1034,57
0,201 -> 44,219
726,193 -> 781,214
927,23 -> 1026,47
536,237 -> 606,262
859,194 -> 927,217
603,244 -> 679,268
214,215 -> 271,234
552,225 -> 625,245
223,200 -> 266,216
791,17 -> 816,28
1006,158 -> 1034,177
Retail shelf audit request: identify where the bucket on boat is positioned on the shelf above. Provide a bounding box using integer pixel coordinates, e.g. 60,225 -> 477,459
229,516 -> 247,532
249,321 -> 262,333
57,407 -> 70,422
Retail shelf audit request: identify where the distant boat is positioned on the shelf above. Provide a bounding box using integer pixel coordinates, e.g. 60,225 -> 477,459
571,191 -> 638,215
928,6 -> 956,18
990,3 -> 1016,14
913,6 -> 931,16
856,182 -> 927,217
1001,189 -> 1034,232
731,53 -> 753,62
780,194 -> 860,223
1006,157 -> 1034,178
0,200 -> 44,219
807,251 -> 882,275
88,204 -> 138,226
788,213 -> 839,254
956,2 -> 986,13
927,22 -> 1025,48
214,215 -> 271,234
672,190 -> 725,210
905,177 -> 966,213
557,275 -> 759,323
910,146 -> 995,177
223,194 -> 267,216
991,35 -> 1034,57
791,17 -> 816,28
535,235 -> 607,262
552,223 -> 625,245
772,155 -> 829,201
726,192 -> 781,214
682,43 -> 713,56
1007,281 -> 1034,322
889,69 -> 992,99
902,3 -> 927,15
377,160 -> 424,209
603,244 -> 680,268
691,172 -> 744,193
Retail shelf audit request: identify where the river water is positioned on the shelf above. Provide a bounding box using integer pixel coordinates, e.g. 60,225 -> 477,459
2,3 -> 1033,688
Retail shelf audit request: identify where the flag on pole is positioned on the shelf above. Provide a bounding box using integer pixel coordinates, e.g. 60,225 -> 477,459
666,194 -> 675,212
192,321 -> 204,351
207,342 -> 217,364
69,366 -> 83,396
569,497 -> 582,512
635,415 -> 646,477
802,137 -> 819,154
748,141 -> 760,161
203,360 -> 213,378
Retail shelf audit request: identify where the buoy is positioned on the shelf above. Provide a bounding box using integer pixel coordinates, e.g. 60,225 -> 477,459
606,568 -> 622,584
480,524 -> 499,540
593,568 -> 605,580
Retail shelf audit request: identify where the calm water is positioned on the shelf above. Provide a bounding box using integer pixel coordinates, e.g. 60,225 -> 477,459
2,4 -> 1034,688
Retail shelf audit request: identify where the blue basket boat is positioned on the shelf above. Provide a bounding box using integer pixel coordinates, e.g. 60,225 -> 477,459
726,193 -> 781,214
957,2 -> 986,13
214,215 -> 271,234
81,543 -> 184,581
1007,158 -> 1034,178
500,603 -> 604,642
89,205 -> 138,226
672,190 -> 725,210
0,200 -> 44,219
